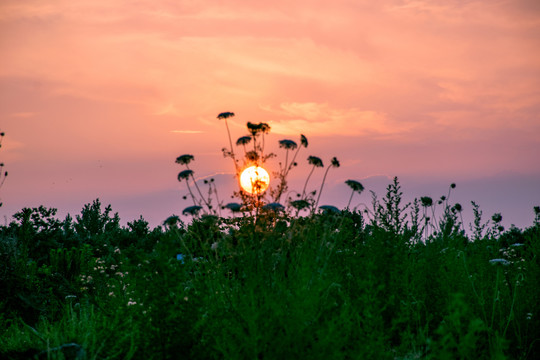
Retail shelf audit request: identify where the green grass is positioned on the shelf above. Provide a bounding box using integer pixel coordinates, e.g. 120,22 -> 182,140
1,198 -> 539,359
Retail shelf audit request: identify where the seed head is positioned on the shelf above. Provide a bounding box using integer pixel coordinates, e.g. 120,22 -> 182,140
331,157 -> 340,167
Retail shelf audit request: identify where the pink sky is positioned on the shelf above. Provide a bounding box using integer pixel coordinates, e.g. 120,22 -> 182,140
1,0 -> 539,229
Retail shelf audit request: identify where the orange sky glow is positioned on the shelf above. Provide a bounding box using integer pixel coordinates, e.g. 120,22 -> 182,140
1,0 -> 539,228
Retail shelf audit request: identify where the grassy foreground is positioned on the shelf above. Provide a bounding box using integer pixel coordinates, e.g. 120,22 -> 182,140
1,196 -> 539,359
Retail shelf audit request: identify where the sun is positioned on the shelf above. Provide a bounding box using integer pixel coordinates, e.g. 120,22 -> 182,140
240,166 -> 270,194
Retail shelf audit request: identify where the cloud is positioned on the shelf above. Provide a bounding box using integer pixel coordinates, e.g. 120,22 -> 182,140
262,102 -> 412,138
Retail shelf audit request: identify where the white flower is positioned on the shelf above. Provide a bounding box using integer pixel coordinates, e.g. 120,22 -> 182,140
211,242 -> 218,251
489,258 -> 510,266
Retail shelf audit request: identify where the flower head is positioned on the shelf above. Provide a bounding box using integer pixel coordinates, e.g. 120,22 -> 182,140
489,258 -> 510,266
236,136 -> 252,146
290,199 -> 310,210
175,154 -> 194,165
182,205 -> 202,216
300,134 -> 308,148
420,196 -> 433,207
177,169 -> 193,182
223,202 -> 243,212
263,202 -> 285,211
307,156 -> 323,167
279,139 -> 298,150
331,157 -> 340,168
217,112 -> 235,120
345,179 -> 364,193
319,205 -> 340,213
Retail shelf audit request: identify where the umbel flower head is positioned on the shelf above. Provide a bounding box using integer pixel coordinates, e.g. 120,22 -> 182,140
217,112 -> 235,120
183,205 -> 202,216
236,136 -> 252,146
176,154 -> 194,166
331,157 -> 340,168
319,205 -> 340,213
345,179 -> 364,193
290,199 -> 310,210
307,156 -> 324,167
177,169 -> 193,182
223,202 -> 243,212
300,134 -> 308,148
279,139 -> 298,150
263,202 -> 285,211
420,196 -> 433,207
247,122 -> 270,136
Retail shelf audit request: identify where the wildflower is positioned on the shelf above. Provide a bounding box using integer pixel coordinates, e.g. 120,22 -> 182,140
182,205 -> 202,216
307,156 -> 323,167
300,134 -> 308,148
420,197 -> 433,207
223,202 -> 242,212
454,203 -> 462,212
290,199 -> 310,211
489,258 -> 510,266
492,213 -> 503,223
177,169 -> 193,182
211,242 -> 218,250
263,202 -> 285,211
163,215 -> 180,228
345,179 -> 365,209
319,205 -> 340,213
279,139 -> 298,150
331,157 -> 340,168
345,180 -> 364,193
127,301 -> 137,306
451,183 -> 456,189
217,112 -> 235,120
236,136 -> 252,146
175,154 -> 194,166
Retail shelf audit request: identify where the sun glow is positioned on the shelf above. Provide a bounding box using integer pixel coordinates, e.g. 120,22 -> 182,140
240,166 -> 270,194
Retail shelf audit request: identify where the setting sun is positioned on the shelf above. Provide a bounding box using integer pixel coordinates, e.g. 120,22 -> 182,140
240,166 -> 270,194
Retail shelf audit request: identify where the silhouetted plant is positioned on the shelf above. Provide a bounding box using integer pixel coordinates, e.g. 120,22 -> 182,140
218,112 -> 239,172
0,131 -> 7,208
272,135 -> 308,202
345,179 -> 364,210
313,157 -> 340,212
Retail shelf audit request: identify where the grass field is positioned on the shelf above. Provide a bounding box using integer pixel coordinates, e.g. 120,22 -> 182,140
1,190 -> 539,359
